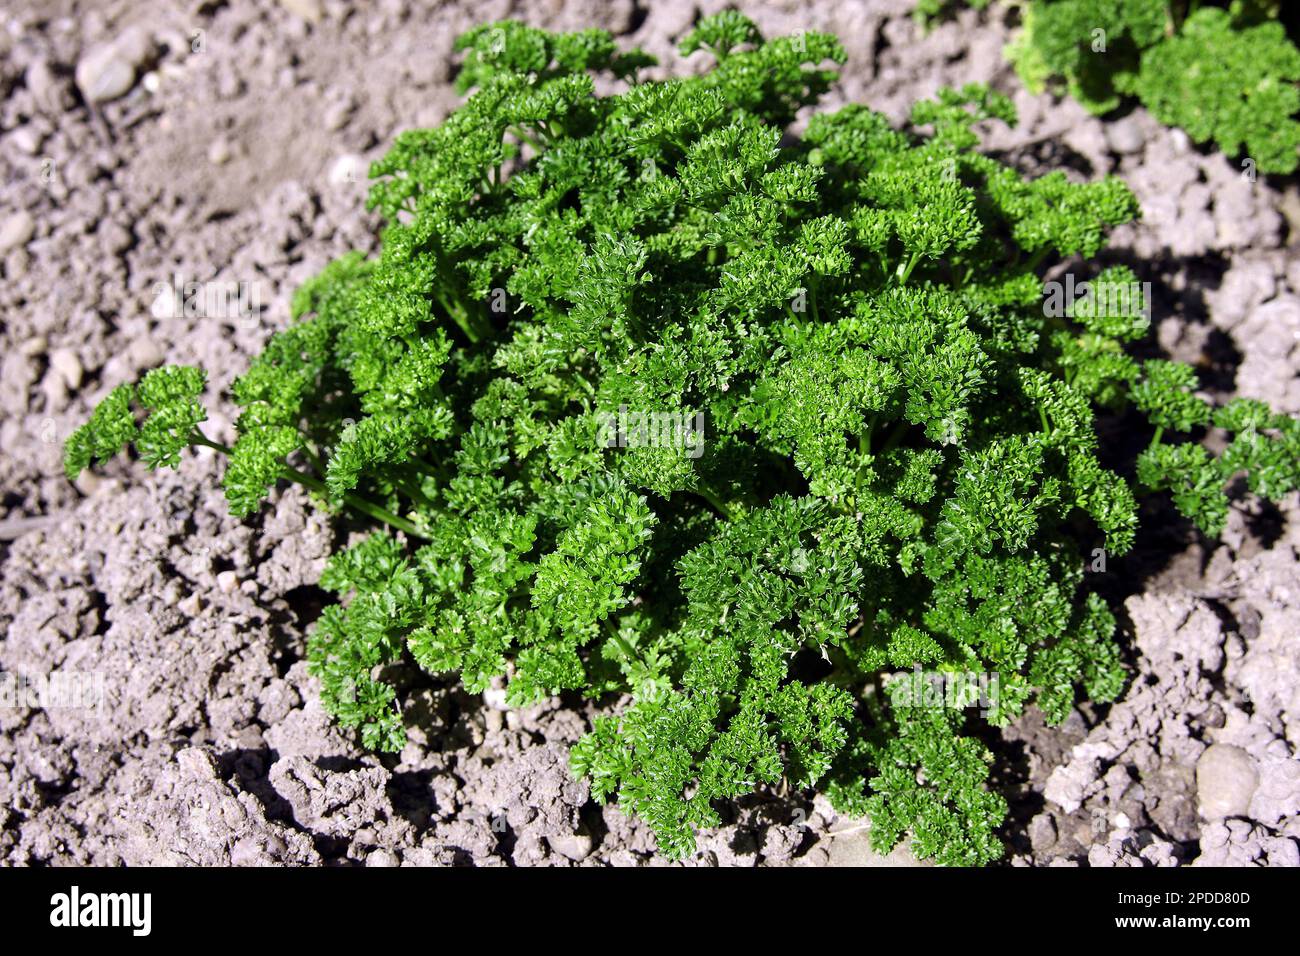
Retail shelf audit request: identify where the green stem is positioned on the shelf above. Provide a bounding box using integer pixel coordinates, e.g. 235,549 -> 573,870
507,125 -> 546,151
192,433 -> 234,456
859,414 -> 877,455
393,473 -> 438,510
1025,246 -> 1050,274
602,616 -> 638,662
693,483 -> 735,522
190,431 -> 428,540
878,419 -> 911,455
281,464 -> 427,540
897,251 -> 922,285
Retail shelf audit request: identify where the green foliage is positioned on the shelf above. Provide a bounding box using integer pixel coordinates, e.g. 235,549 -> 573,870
1010,0 -> 1168,114
1136,7 -> 1300,175
860,685 -> 1008,866
65,367 -> 209,479
65,13 -> 1300,864
998,0 -> 1300,173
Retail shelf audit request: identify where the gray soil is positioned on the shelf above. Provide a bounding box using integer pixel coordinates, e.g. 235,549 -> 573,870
1,0 -> 1296,866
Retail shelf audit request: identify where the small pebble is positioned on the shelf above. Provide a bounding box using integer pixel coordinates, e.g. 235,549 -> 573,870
75,27 -> 156,105
20,335 -> 47,356
1197,744 -> 1259,819
74,472 -> 102,496
75,43 -> 136,104
1105,115 -> 1145,156
11,127 -> 42,155
329,153 -> 365,186
26,59 -> 72,113
547,829 -> 595,863
0,212 -> 36,253
113,26 -> 155,68
216,570 -> 239,594
48,348 -> 83,389
280,0 -> 324,23
323,100 -> 353,131
177,593 -> 203,616
128,337 -> 164,370
207,138 -> 232,165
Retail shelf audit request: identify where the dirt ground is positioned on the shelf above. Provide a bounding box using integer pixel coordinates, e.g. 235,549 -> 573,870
1,0 -> 1297,866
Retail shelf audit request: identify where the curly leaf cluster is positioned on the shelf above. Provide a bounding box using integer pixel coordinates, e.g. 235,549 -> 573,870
63,12 -> 1300,864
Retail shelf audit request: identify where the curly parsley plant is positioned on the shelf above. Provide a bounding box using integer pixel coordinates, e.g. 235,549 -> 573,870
66,13 -> 1300,864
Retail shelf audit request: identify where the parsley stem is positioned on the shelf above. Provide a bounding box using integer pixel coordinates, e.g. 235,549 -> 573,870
188,431 -> 428,540
601,616 -> 638,661
393,473 -> 438,509
878,419 -> 911,455
191,433 -> 234,456
897,251 -> 922,285
507,125 -> 545,151
693,483 -> 735,521
332,486 -> 427,539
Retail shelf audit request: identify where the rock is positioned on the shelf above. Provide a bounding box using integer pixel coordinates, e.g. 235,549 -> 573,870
127,337 -> 164,371
40,369 -> 68,408
547,828 -> 594,862
75,44 -> 136,104
822,822 -> 928,866
329,153 -> 366,186
113,26 -> 156,68
323,98 -> 354,131
1028,813 -> 1057,851
11,127 -> 42,155
20,336 -> 47,357
0,212 -> 36,253
1196,744 -> 1259,819
280,0 -> 324,23
75,27 -> 156,104
1105,115 -> 1145,156
26,59 -> 73,113
366,848 -> 400,867
207,138 -> 232,165
48,348 -> 82,389
216,570 -> 239,594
